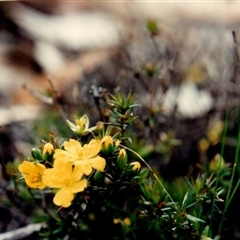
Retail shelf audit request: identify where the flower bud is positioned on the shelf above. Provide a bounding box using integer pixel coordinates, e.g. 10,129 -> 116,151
31,148 -> 42,160
43,142 -> 54,155
129,161 -> 141,171
101,136 -> 114,154
116,148 -> 128,169
209,154 -> 225,172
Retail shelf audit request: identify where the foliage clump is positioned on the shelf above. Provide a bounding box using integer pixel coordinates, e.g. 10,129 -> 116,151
13,90 -> 239,240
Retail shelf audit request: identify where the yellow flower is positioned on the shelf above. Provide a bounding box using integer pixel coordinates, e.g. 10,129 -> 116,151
18,161 -> 46,189
123,217 -> 131,226
66,114 -> 97,135
113,218 -> 121,224
43,160 -> 87,208
113,217 -> 131,226
43,142 -> 54,155
207,121 -> 224,145
54,139 -> 106,176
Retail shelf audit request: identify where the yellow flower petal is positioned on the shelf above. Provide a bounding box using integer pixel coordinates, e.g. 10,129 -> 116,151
64,139 -> 82,156
54,149 -> 76,163
53,187 -> 74,208
69,179 -> 87,193
72,165 -> 84,181
82,139 -> 101,159
43,169 -> 65,188
18,161 -> 46,189
18,161 -> 45,174
43,161 -> 73,188
87,156 -> 106,172
74,161 -> 92,176
53,158 -> 72,174
43,159 -> 87,207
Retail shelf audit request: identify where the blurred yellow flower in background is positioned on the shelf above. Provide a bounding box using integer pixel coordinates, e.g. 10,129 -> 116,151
209,154 -> 226,173
207,121 -> 224,145
43,160 -> 87,208
198,138 -> 210,154
123,217 -> 131,226
113,217 -> 131,226
54,139 -> 106,175
18,161 -> 46,189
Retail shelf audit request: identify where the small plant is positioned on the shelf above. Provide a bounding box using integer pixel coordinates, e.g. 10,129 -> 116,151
15,90 -> 240,239
146,18 -> 159,36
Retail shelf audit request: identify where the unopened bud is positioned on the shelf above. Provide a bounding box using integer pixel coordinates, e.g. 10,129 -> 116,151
116,148 -> 128,169
129,161 -> 141,171
101,136 -> 114,154
31,148 -> 42,160
209,154 -> 225,172
43,142 -> 54,155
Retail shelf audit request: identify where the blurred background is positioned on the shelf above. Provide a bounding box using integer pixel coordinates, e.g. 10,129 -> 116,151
0,1 -> 239,121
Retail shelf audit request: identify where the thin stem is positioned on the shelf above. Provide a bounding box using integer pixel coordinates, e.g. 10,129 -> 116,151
209,110 -> 229,237
120,144 -> 178,210
230,31 -> 240,84
47,77 -> 69,121
228,178 -> 240,209
218,109 -> 240,235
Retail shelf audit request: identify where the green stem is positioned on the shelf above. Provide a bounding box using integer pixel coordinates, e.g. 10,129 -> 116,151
120,144 -> 178,210
218,109 -> 240,235
209,110 -> 229,237
227,178 -> 240,209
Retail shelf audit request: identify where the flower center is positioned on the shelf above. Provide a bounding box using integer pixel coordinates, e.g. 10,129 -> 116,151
62,175 -> 72,186
31,173 -> 42,183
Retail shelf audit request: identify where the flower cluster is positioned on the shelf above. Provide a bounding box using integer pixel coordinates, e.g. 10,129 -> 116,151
15,89 -> 232,239
19,138 -> 106,208
18,115 -> 141,208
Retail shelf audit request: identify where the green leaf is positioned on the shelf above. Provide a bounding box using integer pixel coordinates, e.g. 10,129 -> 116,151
182,191 -> 189,208
186,214 -> 205,223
